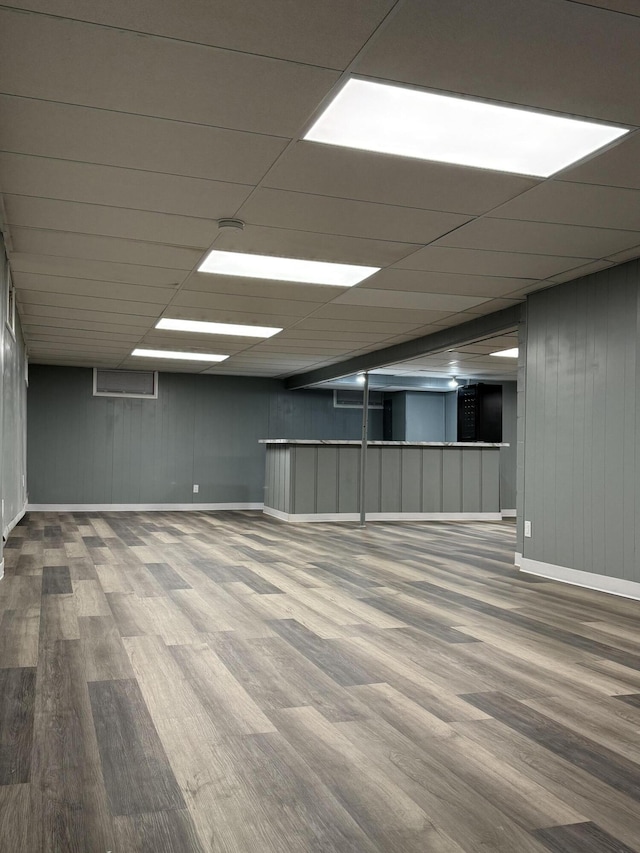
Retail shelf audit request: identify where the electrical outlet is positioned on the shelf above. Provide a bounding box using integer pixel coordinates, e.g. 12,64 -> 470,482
524,520 -> 532,538
193,484 -> 199,494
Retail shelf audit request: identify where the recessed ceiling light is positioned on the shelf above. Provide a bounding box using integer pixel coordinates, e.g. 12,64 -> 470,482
156,318 -> 282,338
304,78 -> 628,177
132,348 -> 229,362
491,348 -> 519,358
198,249 -> 379,287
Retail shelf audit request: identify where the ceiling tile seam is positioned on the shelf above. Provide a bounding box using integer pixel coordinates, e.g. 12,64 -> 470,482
560,0 -> 640,21
481,215 -> 640,235
1,191 -> 259,225
15,288 -> 180,306
240,182 -> 479,217
161,0 -> 407,308
18,299 -> 325,319
209,2 -> 409,227
0,4 -> 346,72
16,296 -> 166,316
7,251 -> 191,275
10,270 -> 184,287
250,114 -> 640,387
7,223 -> 212,252
0,92 -> 293,140
0,148 -> 259,189
6,213 -> 440,250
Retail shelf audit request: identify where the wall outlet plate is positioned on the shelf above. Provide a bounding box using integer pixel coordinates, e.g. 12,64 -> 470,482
524,520 -> 532,538
193,484 -> 199,494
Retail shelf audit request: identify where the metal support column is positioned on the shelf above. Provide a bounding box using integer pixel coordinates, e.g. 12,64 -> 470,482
359,372 -> 369,528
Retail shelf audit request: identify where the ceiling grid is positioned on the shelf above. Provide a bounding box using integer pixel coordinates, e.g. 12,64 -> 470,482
0,0 -> 638,382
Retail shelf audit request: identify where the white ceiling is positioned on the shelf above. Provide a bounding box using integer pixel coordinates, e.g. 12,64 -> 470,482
1,0 -> 639,378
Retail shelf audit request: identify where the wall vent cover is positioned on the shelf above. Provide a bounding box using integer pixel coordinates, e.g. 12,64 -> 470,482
93,368 -> 158,399
333,389 -> 384,409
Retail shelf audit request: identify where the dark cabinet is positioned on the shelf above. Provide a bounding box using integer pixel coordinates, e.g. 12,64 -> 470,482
457,383 -> 502,442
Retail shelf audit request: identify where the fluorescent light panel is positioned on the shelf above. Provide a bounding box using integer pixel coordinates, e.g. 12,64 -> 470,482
132,348 -> 228,362
156,318 -> 282,338
198,249 -> 379,287
305,79 -> 628,177
491,348 -> 519,358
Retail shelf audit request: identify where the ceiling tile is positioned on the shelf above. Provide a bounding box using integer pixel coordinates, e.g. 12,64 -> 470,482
10,228 -> 201,269
160,305 -> 305,329
0,153 -> 253,219
13,271 -> 176,304
17,289 -> 164,317
568,2 -> 640,13
354,0 -> 640,124
560,132 -> 640,188
489,181 -> 640,230
293,318 -> 421,335
22,315 -> 151,335
170,290 -> 323,317
432,217 -> 640,258
333,288 -> 488,312
10,254 -> 186,286
605,245 -> 640,264
264,142 -> 539,215
24,324 -> 142,343
4,195 -> 218,248
210,222 -> 420,267
311,304 -> 454,325
0,96 -> 288,184
396,246 -> 592,279
184,273 -> 345,303
365,267 -> 539,297
545,259 -> 616,283
7,0 -> 394,69
19,304 -> 154,329
237,187 -> 471,244
0,8 -> 339,136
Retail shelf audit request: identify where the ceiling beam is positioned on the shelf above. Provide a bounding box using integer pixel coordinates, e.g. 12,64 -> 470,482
284,303 -> 524,389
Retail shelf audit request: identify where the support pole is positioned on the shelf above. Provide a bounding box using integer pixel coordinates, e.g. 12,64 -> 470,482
359,372 -> 369,528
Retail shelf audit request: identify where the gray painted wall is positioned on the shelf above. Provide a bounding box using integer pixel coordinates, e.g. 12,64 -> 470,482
405,392 -> 446,441
27,366 -> 382,505
522,260 -> 640,582
516,317 -> 527,553
0,234 -> 28,551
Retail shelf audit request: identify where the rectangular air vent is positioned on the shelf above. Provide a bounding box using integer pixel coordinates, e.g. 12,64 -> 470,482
93,368 -> 158,399
333,389 -> 384,409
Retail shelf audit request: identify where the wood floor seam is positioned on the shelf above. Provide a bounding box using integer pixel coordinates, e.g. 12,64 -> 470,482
0,511 -> 639,852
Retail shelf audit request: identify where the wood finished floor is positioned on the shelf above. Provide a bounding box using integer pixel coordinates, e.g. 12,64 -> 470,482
1,511 -> 640,852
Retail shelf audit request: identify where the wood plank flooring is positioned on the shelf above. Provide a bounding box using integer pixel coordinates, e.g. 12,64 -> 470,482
2,511 -> 640,851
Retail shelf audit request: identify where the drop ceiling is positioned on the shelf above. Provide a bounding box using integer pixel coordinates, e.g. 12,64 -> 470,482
1,0 -> 639,379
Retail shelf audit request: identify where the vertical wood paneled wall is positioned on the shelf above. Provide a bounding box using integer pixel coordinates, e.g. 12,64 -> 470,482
523,259 -> 640,583
0,234 -> 28,550
26,366 -> 383,505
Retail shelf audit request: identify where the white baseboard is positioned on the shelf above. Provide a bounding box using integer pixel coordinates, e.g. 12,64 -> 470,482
263,507 -> 502,523
26,502 -> 264,513
501,509 -> 516,518
3,503 -> 26,541
514,551 -> 522,566
520,557 -> 640,601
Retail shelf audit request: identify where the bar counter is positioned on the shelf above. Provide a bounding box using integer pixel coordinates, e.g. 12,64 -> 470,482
260,440 -> 507,522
